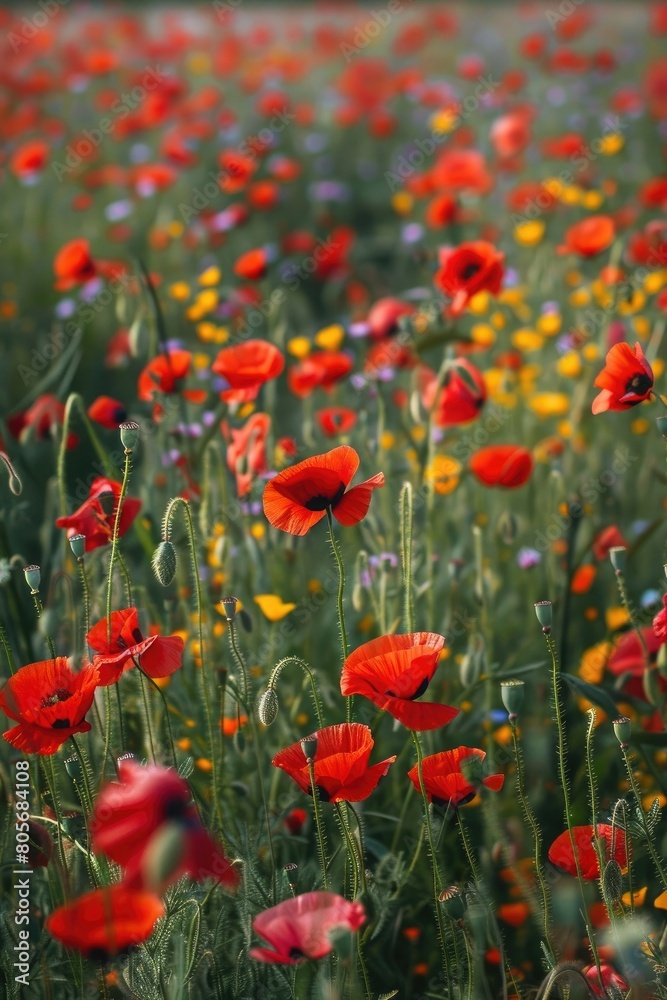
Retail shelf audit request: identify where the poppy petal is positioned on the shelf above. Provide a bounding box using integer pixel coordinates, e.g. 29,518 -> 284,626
333,472 -> 386,526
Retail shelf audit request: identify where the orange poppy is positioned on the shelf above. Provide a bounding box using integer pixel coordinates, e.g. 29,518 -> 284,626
469,445 -> 533,488
262,445 -> 384,535
407,746 -> 503,806
213,340 -> 284,394
45,886 -> 164,959
0,658 -> 99,755
558,215 -> 616,257
340,632 -> 458,731
434,241 -> 504,316
592,341 -> 654,414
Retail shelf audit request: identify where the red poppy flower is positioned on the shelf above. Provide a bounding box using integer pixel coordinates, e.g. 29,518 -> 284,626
316,407 -> 358,436
92,759 -> 239,891
419,359 -> 487,426
367,297 -> 416,339
583,962 -> 628,998
425,193 -> 458,229
407,746 -> 504,807
313,226 -> 355,281
288,352 -> 353,398
225,412 -> 271,496
548,824 -> 628,880
45,886 -> 164,959
0,658 -> 99,755
262,445 -> 384,536
431,148 -> 493,195
234,248 -> 268,281
469,445 -> 533,488
592,525 -> 628,561
137,350 -> 206,404
249,891 -> 366,964
272,723 -> 395,803
86,608 -> 184,686
434,241 -> 505,316
10,139 -> 50,177
541,133 -> 586,159
340,632 -> 458,731
653,595 -> 667,642
53,238 -> 97,290
490,112 -> 531,160
218,150 -> 257,192
284,808 -> 307,835
87,395 -> 128,429
212,340 -> 284,396
558,215 -> 616,257
56,477 -> 141,551
592,342 -> 654,414
607,626 -> 660,686
6,394 -> 77,448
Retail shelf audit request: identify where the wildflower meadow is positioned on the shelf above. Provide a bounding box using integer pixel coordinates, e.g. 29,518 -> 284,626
2,2 -> 667,998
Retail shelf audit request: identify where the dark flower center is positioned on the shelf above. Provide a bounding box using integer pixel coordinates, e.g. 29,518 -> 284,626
626,373 -> 652,396
460,261 -> 482,281
289,948 -> 306,960
41,688 -> 72,709
304,481 -> 346,511
163,795 -> 189,820
387,676 -> 429,701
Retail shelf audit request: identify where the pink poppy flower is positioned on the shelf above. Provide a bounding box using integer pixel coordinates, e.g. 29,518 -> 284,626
249,891 -> 366,964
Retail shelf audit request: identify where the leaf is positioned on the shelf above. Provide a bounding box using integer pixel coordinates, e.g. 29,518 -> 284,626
560,673 -> 621,720
178,757 -> 194,780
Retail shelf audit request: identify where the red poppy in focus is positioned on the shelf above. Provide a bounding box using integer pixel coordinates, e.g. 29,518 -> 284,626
341,632 -> 458,731
262,445 -> 384,535
53,238 -> 97,290
86,608 -> 184,686
45,886 -> 164,959
225,412 -> 270,496
548,824 -> 628,880
288,352 -> 353,398
317,406 -> 358,436
250,891 -> 366,964
10,139 -> 50,177
87,395 -> 128,429
234,248 -> 268,281
213,340 -> 284,398
592,341 -> 654,414
407,746 -> 504,807
592,525 -> 628,561
92,759 -> 240,891
0,658 -> 99,755
469,445 -> 533,488
419,359 -> 487,426
55,476 -> 141,551
434,241 -> 505,316
137,350 -> 206,404
273,723 -> 395,803
367,297 -> 416,339
558,215 -> 616,257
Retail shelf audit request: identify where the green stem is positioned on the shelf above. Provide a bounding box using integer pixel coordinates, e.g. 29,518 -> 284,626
266,656 -> 324,730
614,568 -> 650,663
0,621 -> 16,673
307,756 -> 329,891
399,482 -> 415,632
32,592 -> 56,659
140,668 -> 178,769
509,720 -> 555,961
57,393 -> 115,518
621,745 -> 667,891
77,558 -> 91,650
106,451 -> 131,643
326,508 -> 349,720
138,670 -> 157,763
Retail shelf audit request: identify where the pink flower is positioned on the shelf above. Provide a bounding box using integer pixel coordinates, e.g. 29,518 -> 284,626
654,594 -> 667,641
249,891 -> 366,964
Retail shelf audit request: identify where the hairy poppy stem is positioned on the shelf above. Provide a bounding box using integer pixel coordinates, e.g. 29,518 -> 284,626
105,450 -> 131,646
140,668 -> 178,770
411,730 -> 452,992
613,566 -> 650,664
509,719 -> 555,963
399,482 -> 415,632
620,744 -> 667,891
265,656 -> 325,730
57,393 -> 115,519
544,628 -> 605,985
0,621 -> 15,674
307,756 -> 329,891
325,508 -> 350,719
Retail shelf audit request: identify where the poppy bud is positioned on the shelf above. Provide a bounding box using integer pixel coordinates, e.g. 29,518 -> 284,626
608,546 -> 626,574
657,416 -> 667,439
612,716 -> 632,748
258,687 -> 279,726
603,858 -> 623,901
64,754 -> 83,782
301,734 -> 318,761
500,679 -> 525,720
439,886 -> 465,921
119,420 -> 140,453
152,540 -> 177,587
69,534 -> 86,560
23,565 -> 41,594
658,643 -> 667,679
142,822 -> 187,893
221,596 -> 239,621
282,862 -> 298,890
534,600 -> 552,631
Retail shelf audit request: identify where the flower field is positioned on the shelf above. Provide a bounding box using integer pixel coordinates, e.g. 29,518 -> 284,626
2,2 -> 667,997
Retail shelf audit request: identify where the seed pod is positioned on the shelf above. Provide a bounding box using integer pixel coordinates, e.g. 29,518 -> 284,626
603,858 -> 623,901
501,679 -> 525,719
69,534 -> 86,560
301,734 -> 318,761
534,600 -> 552,631
23,564 -> 41,594
152,540 -> 177,587
119,420 -> 140,452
